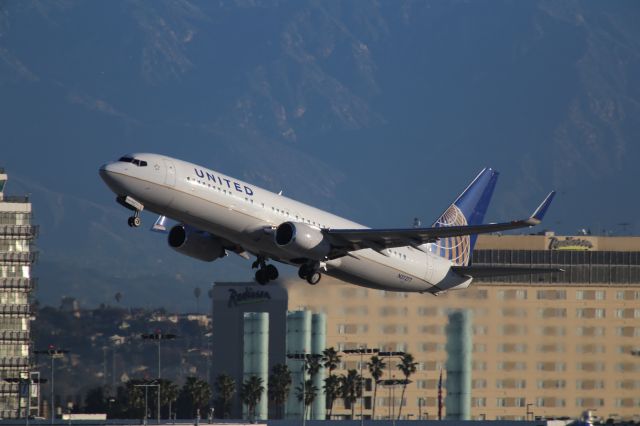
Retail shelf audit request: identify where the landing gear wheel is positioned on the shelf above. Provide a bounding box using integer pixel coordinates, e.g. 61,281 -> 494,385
266,264 -> 279,281
298,264 -> 310,279
306,271 -> 321,285
255,269 -> 268,285
128,214 -> 141,228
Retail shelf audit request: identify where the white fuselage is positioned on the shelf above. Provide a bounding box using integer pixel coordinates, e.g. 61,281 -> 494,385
100,153 -> 471,293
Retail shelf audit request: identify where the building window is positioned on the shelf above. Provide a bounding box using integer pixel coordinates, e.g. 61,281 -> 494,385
576,380 -> 605,390
537,289 -> 567,300
576,344 -> 605,354
615,327 -> 640,337
537,379 -> 566,389
497,361 -> 527,371
576,362 -> 605,372
537,362 -> 566,372
472,379 -> 487,389
576,326 -> 605,337
537,308 -> 567,318
576,398 -> 604,408
616,290 -> 640,300
497,289 -> 527,300
497,343 -> 527,353
537,343 -> 566,353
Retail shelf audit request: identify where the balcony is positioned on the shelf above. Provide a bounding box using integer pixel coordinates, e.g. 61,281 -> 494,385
0,331 -> 29,342
0,278 -> 36,290
0,304 -> 30,315
0,225 -> 38,238
0,252 -> 38,264
0,195 -> 30,203
0,356 -> 29,368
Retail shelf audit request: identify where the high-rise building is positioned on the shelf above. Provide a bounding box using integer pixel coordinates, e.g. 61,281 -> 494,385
0,169 -> 39,419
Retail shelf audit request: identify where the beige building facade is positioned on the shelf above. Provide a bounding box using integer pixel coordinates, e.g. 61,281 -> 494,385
282,234 -> 640,421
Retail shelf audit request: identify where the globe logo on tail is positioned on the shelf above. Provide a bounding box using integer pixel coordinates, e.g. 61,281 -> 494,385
433,204 -> 471,266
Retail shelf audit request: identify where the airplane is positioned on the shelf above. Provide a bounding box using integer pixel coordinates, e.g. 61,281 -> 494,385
99,153 -> 556,294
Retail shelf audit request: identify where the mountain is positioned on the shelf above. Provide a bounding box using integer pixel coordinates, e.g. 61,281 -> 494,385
1,1 -> 639,309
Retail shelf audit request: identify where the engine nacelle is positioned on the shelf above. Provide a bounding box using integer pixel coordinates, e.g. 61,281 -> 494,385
275,221 -> 331,260
168,225 -> 226,262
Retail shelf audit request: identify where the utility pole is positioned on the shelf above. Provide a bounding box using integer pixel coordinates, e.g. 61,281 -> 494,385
343,347 -> 379,426
287,353 -> 322,426
142,330 -> 177,422
34,346 -> 69,425
378,351 -> 405,421
134,381 -> 160,426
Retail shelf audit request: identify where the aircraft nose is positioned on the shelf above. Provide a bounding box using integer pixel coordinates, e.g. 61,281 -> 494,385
99,162 -> 124,193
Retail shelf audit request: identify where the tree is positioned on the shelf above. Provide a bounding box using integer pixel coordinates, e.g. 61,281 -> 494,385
340,369 -> 362,420
214,374 -> 235,419
295,379 -> 318,419
396,353 -> 417,420
159,379 -> 179,419
367,355 -> 386,419
84,386 -> 106,413
322,347 -> 341,418
176,377 -> 212,418
241,375 -> 264,421
268,363 -> 292,419
323,375 -> 341,419
322,347 -> 341,374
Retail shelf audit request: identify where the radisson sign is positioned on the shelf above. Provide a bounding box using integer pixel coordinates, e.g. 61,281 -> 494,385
227,287 -> 271,307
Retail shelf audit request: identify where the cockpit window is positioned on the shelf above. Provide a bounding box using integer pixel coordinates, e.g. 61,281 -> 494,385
118,156 -> 147,167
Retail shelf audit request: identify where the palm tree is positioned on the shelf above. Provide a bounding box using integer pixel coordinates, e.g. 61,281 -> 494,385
396,353 -> 417,420
268,363 -> 292,419
322,347 -> 341,418
367,355 -> 386,419
323,375 -> 341,419
322,347 -> 341,374
340,369 -> 362,419
159,379 -> 179,419
214,374 -> 236,419
177,377 -> 212,418
295,379 -> 318,419
241,375 -> 265,422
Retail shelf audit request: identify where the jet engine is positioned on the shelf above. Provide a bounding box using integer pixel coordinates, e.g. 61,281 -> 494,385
168,225 -> 226,262
275,222 -> 331,260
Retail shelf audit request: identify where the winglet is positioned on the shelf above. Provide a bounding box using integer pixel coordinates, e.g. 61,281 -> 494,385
528,191 -> 556,224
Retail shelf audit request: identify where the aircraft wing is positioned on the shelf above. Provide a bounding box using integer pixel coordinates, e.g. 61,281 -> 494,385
324,191 -> 555,254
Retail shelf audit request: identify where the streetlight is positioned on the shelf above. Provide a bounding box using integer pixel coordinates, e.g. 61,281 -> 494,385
134,381 -> 160,426
287,353 -> 322,426
142,330 -> 177,422
343,347 -> 379,426
34,346 -> 69,425
418,397 -> 424,420
378,351 -> 405,421
377,378 -> 410,426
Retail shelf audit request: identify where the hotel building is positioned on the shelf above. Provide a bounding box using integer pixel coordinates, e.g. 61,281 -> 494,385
0,169 -> 39,419
212,233 -> 640,421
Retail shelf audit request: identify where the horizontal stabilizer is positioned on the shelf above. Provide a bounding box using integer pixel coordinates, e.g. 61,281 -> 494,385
452,265 -> 564,278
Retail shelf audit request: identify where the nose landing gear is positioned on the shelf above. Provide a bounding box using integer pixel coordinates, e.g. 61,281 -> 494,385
298,262 -> 322,285
253,256 -> 279,285
117,196 -> 144,228
127,212 -> 142,228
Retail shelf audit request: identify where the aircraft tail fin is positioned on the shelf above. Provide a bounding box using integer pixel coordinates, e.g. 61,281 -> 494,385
430,168 -> 499,266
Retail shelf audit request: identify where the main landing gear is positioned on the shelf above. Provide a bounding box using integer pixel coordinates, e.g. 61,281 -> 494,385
253,256 -> 279,285
299,262 -> 322,285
